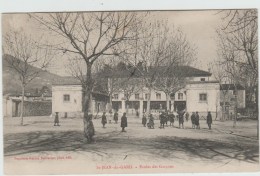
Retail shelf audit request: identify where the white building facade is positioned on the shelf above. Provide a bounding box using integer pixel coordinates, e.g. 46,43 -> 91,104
111,80 -> 220,118
52,66 -> 222,118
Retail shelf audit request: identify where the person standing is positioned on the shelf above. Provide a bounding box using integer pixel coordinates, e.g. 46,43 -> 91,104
147,114 -> 154,129
195,111 -> 200,129
142,114 -> 147,127
54,112 -> 60,126
101,112 -> 107,128
178,111 -> 184,129
207,111 -> 212,130
169,112 -> 175,127
121,112 -> 128,132
191,112 -> 196,129
114,111 -> 118,124
159,112 -> 165,129
185,112 -> 189,122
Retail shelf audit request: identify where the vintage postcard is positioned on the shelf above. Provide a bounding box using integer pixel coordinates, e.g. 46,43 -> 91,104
2,9 -> 259,174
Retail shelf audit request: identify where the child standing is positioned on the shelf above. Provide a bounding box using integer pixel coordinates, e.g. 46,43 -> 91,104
54,112 -> 60,126
101,112 -> 107,128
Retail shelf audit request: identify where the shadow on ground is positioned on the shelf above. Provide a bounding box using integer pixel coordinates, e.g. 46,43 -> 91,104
4,130 -> 259,164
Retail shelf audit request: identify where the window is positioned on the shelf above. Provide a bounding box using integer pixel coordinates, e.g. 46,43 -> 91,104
114,94 -> 118,100
156,93 -> 161,100
233,90 -> 237,95
200,78 -> 206,81
135,93 -> 140,100
178,93 -> 183,100
63,94 -> 70,102
199,93 -> 207,101
230,98 -> 235,101
145,93 -> 149,100
170,93 -> 175,100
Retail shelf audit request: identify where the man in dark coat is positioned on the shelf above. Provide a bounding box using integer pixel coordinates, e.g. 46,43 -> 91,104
207,111 -> 213,129
114,111 -> 118,124
101,112 -> 107,128
191,112 -> 196,129
178,111 -> 184,129
195,111 -> 200,129
121,112 -> 127,132
142,114 -> 147,127
159,112 -> 165,129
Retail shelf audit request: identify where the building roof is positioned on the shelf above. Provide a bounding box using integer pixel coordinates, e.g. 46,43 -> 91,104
100,65 -> 212,78
52,76 -> 81,85
220,84 -> 245,90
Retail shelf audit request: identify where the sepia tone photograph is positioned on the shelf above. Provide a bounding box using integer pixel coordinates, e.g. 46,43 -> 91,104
1,9 -> 259,174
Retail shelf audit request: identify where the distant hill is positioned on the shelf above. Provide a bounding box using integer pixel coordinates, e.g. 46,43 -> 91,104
2,54 -> 72,96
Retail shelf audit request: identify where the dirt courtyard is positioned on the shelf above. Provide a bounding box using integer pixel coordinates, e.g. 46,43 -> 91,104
3,116 -> 260,174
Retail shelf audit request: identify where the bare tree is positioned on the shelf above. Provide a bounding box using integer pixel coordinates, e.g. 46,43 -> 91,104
217,9 -> 258,133
218,9 -> 258,106
97,58 -> 124,112
154,67 -> 186,111
119,20 -> 171,114
123,20 -> 196,114
154,30 -> 196,111
3,30 -> 53,125
32,12 -> 142,142
210,62 -> 230,121
119,77 -> 143,114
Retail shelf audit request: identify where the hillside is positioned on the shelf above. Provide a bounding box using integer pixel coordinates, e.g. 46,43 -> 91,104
2,54 -> 70,95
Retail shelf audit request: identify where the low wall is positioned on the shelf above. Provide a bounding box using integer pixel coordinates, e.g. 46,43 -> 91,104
13,101 -> 52,117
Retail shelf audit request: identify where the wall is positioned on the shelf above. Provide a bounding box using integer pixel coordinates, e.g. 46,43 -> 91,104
188,77 -> 210,82
10,101 -> 52,117
220,89 -> 246,108
52,85 -> 83,116
23,101 -> 52,116
3,99 -> 13,117
113,90 -> 169,101
186,83 -> 220,115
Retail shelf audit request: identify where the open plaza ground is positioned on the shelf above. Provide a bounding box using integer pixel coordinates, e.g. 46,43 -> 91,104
3,115 -> 260,174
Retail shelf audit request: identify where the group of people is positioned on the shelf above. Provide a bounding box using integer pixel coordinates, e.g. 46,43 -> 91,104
142,114 -> 155,129
190,112 -> 200,129
141,111 -> 213,130
101,112 -> 127,132
191,111 -> 213,130
142,111 -> 186,129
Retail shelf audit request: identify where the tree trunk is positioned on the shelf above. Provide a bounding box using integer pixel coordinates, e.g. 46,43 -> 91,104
126,100 -> 129,114
222,99 -> 226,121
166,93 -> 170,111
216,104 -> 218,120
255,85 -> 259,139
147,87 -> 152,114
108,95 -> 113,111
107,78 -> 113,112
20,85 -> 25,126
83,63 -> 94,142
233,86 -> 238,128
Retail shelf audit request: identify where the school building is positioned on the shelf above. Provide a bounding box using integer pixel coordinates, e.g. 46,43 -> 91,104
52,66 -> 223,118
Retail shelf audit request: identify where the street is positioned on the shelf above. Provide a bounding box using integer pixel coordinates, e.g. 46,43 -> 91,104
4,116 -> 259,174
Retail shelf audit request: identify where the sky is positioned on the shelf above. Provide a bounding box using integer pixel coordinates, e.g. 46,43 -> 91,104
2,10 -> 223,76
